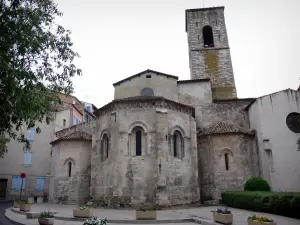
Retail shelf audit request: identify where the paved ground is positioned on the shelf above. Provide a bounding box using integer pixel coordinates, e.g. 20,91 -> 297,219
0,201 -> 15,225
5,203 -> 300,225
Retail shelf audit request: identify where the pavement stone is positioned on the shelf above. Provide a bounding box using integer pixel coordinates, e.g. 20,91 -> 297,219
5,203 -> 300,225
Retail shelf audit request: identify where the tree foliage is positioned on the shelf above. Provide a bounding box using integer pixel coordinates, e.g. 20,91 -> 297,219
0,0 -> 82,155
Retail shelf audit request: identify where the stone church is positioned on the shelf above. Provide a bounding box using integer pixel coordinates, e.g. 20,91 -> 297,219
49,6 -> 300,207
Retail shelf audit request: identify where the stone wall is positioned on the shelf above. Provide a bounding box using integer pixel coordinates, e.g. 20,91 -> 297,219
91,99 -> 199,207
114,71 -> 178,101
49,140 -> 91,204
198,133 -> 255,200
195,100 -> 253,129
186,7 -> 237,99
248,89 -> 300,191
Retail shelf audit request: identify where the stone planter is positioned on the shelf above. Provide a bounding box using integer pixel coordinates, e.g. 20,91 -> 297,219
20,204 -> 31,212
213,212 -> 233,225
136,210 -> 156,220
248,219 -> 276,225
38,218 -> 54,225
13,201 -> 20,208
73,208 -> 93,218
37,196 -> 43,204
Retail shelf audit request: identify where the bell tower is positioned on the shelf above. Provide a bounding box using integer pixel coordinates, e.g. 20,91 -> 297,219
186,6 -> 237,99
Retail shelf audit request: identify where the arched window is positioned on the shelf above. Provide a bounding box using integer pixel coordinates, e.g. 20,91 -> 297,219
203,25 -> 214,48
141,87 -> 154,96
68,161 -> 72,177
173,131 -> 184,159
101,133 -> 109,161
225,153 -> 229,170
136,130 -> 142,156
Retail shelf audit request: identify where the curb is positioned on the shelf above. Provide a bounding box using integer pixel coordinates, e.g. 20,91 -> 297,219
7,207 -> 217,225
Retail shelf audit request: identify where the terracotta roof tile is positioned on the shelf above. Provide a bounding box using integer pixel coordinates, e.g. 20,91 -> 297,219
51,130 -> 92,145
198,122 -> 253,136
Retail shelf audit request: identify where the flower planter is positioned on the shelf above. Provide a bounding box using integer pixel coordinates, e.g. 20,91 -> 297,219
73,208 -> 93,218
213,212 -> 233,225
28,197 -> 34,204
37,196 -> 44,204
13,201 -> 20,208
38,218 -> 54,225
136,210 -> 156,220
248,219 -> 276,225
20,204 -> 31,212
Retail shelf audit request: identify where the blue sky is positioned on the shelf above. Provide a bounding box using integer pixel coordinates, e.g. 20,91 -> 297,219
56,0 -> 300,107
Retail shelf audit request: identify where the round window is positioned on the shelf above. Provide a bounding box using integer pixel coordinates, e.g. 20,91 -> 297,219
286,112 -> 300,133
141,87 -> 154,96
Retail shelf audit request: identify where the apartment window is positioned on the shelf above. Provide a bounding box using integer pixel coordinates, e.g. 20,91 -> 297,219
86,106 -> 91,112
24,151 -> 32,166
12,176 -> 26,190
63,119 -> 66,127
36,176 -> 45,192
27,128 -> 35,141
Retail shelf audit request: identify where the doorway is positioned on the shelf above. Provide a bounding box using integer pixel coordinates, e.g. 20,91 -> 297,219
0,179 -> 7,199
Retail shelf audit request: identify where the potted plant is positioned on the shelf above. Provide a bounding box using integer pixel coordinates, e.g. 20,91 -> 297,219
83,217 -> 107,225
212,208 -> 233,225
248,214 -> 276,225
73,205 -> 93,218
20,200 -> 32,212
13,200 -> 20,208
136,204 -> 156,220
38,211 -> 54,225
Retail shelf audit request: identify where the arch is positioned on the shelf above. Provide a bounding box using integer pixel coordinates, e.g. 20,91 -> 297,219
128,124 -> 147,157
100,130 -> 110,140
219,148 -> 233,157
128,121 -> 149,134
63,157 -> 76,166
202,25 -> 214,48
141,87 -> 154,96
171,130 -> 184,159
169,125 -> 186,138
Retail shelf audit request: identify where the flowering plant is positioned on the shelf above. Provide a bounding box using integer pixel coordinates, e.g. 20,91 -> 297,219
39,210 -> 54,218
211,207 -> 231,214
78,205 -> 90,210
83,217 -> 107,225
248,214 -> 274,222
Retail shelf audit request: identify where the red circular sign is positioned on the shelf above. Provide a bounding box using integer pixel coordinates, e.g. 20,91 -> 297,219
20,173 -> 26,178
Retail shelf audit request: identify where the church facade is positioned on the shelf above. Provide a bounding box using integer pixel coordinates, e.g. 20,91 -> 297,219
48,6 -> 300,207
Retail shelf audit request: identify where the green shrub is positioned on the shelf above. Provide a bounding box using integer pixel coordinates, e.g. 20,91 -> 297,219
221,191 -> 300,219
244,177 -> 271,191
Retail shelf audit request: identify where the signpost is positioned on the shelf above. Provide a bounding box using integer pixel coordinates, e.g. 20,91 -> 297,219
20,173 -> 26,201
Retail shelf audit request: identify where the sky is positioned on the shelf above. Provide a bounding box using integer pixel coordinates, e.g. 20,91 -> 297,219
55,0 -> 300,108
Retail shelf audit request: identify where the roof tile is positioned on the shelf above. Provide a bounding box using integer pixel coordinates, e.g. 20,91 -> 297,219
198,121 -> 253,136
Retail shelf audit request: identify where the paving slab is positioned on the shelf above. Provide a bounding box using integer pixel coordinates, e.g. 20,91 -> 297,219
6,203 -> 300,225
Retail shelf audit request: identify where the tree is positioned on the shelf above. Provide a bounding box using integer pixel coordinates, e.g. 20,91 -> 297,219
0,0 -> 82,156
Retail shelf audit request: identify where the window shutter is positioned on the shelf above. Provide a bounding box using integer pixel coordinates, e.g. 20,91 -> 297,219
28,152 -> 32,165
27,128 -> 35,141
36,177 -> 45,192
12,176 -> 19,190
24,152 -> 27,165
22,178 -> 26,190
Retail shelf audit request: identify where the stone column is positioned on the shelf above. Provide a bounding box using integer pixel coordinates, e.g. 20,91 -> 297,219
155,108 -> 170,206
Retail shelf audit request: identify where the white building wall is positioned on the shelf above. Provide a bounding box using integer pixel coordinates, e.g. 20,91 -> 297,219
248,89 -> 300,191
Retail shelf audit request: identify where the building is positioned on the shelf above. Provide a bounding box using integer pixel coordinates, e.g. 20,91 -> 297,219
6,6 -> 300,206
0,93 -> 97,200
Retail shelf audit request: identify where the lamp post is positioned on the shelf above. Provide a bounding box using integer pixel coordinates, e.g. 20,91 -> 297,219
20,173 -> 26,201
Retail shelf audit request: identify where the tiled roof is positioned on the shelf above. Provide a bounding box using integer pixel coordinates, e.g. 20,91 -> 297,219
113,69 -> 178,86
198,122 -> 254,136
51,130 -> 92,145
